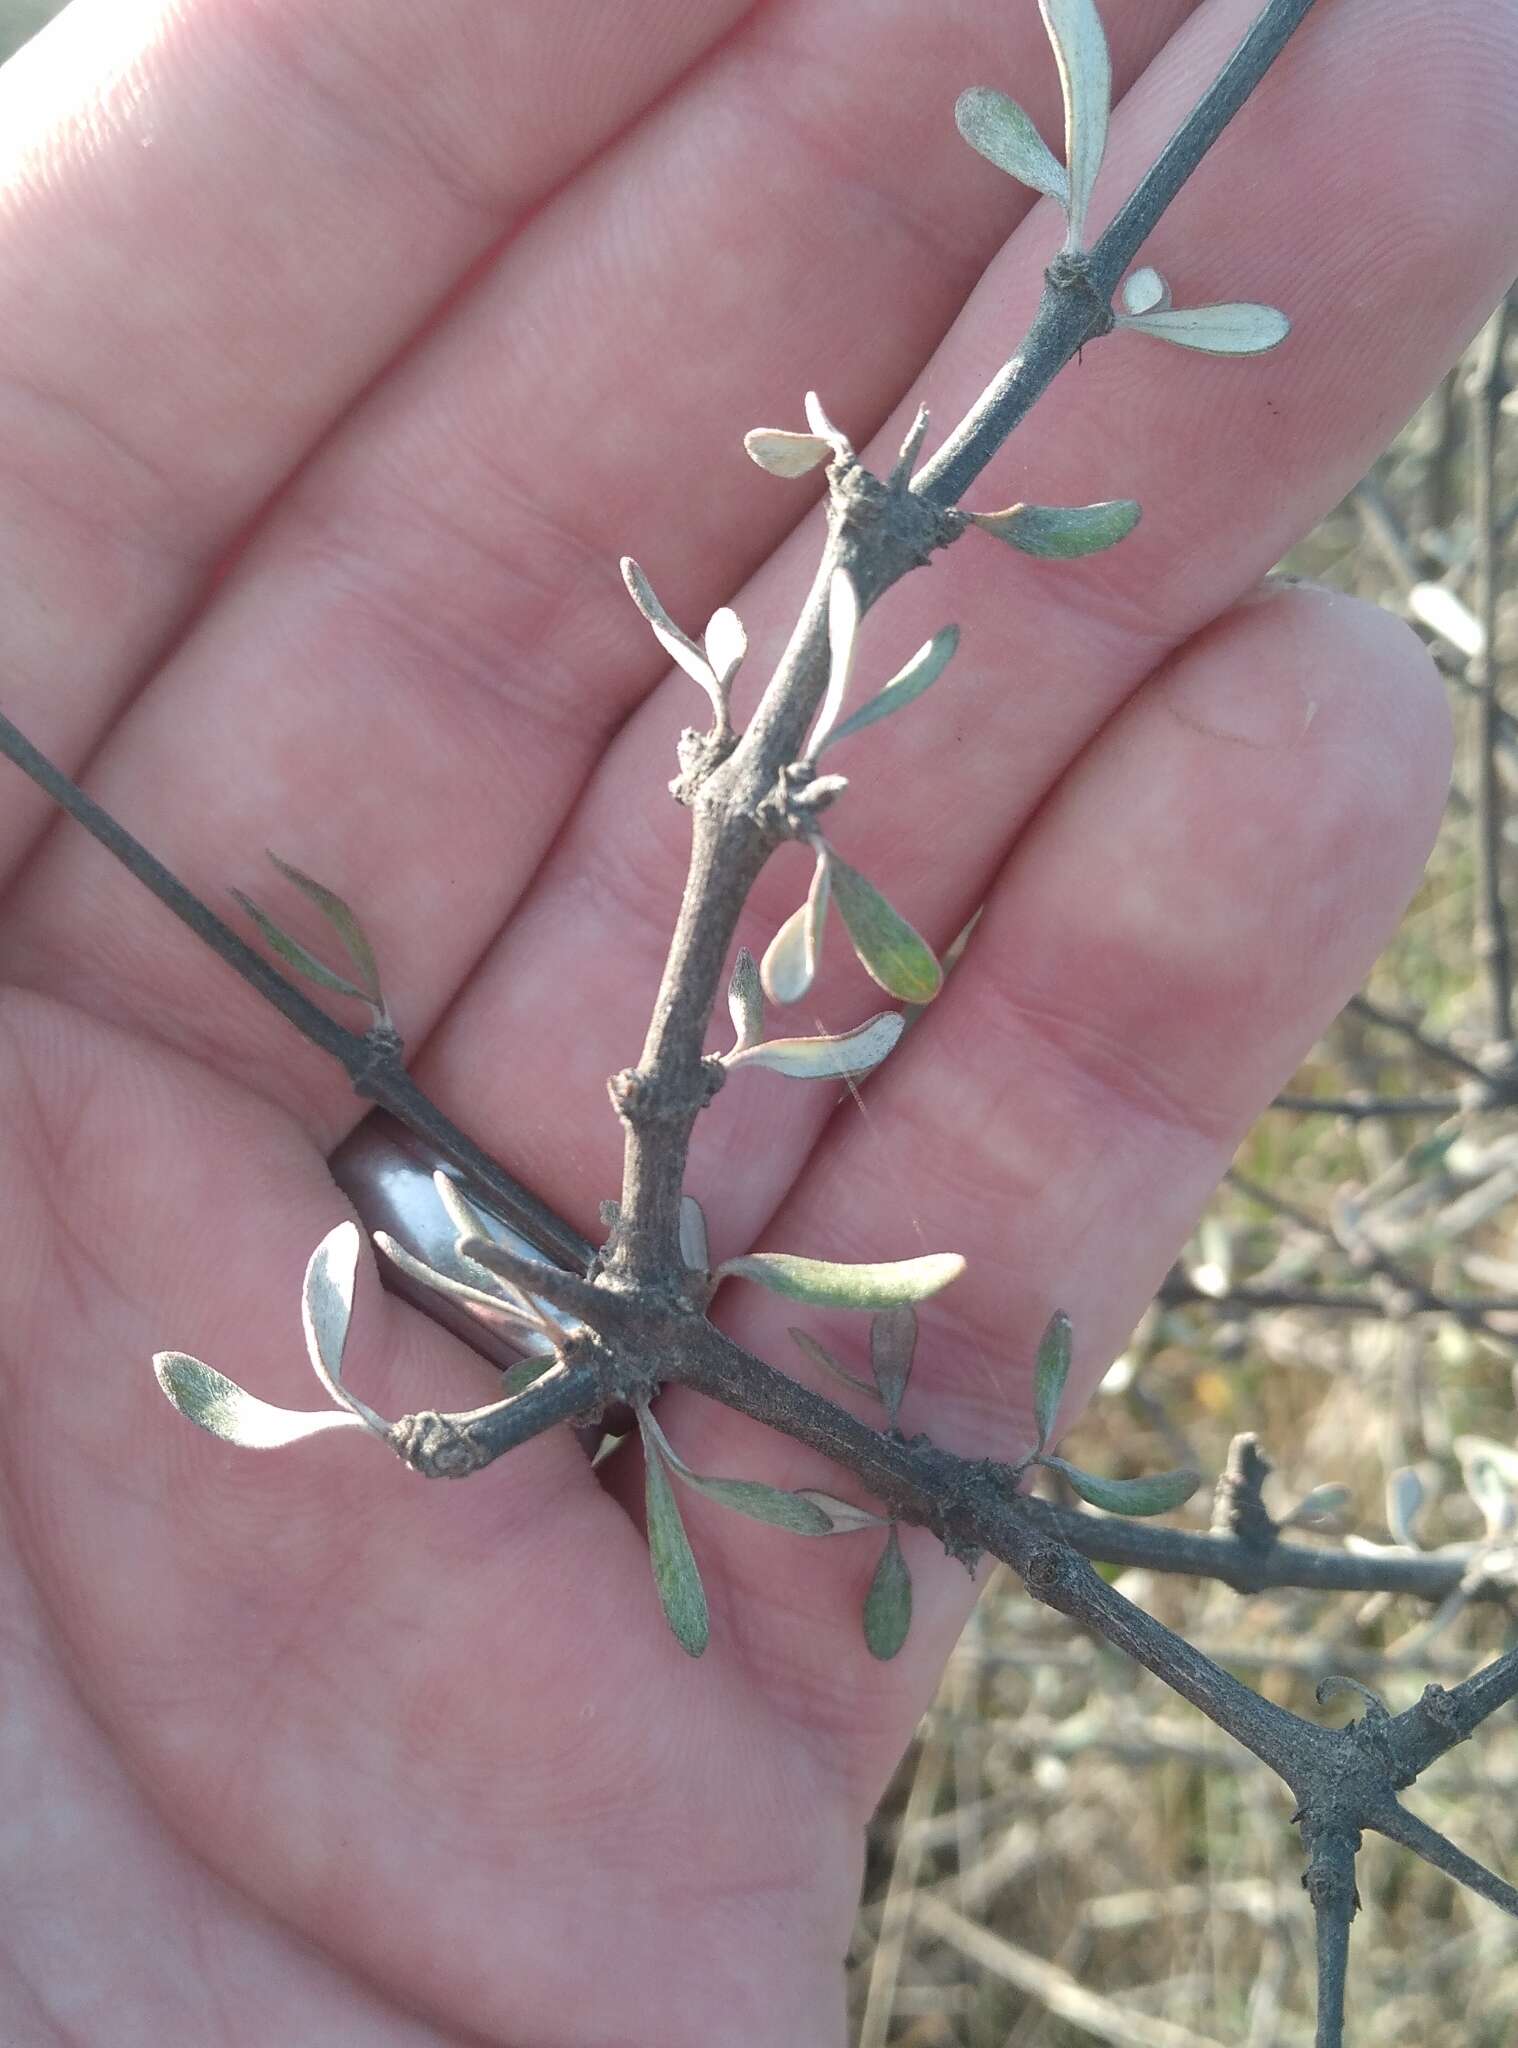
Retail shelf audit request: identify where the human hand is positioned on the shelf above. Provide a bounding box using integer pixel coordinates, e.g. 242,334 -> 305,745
1,1 -> 1514,2041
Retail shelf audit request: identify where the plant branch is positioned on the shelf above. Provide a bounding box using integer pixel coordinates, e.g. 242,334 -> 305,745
1470,300 -> 1514,1040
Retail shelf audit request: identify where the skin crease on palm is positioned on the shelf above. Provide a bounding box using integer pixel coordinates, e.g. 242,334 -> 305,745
0,0 -> 1515,2037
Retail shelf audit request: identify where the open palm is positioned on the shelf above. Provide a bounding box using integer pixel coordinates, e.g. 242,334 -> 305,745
1,0 -> 1514,2041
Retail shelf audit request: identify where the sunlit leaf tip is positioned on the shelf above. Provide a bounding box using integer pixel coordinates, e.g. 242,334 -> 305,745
619,556 -> 723,708
760,850 -> 831,1005
863,1526 -> 913,1659
1042,1457 -> 1200,1517
1032,1308 -> 1072,1452
744,427 -> 834,478
804,569 -> 860,758
953,86 -> 1068,206
1120,265 -> 1169,316
804,389 -> 850,454
969,499 -> 1141,559
301,1223 -> 386,1434
716,1249 -> 964,1311
704,606 -> 747,689
827,856 -> 942,1004
727,945 -> 764,1051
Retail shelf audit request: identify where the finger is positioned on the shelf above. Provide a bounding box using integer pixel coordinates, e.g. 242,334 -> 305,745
0,0 -> 1201,1119
665,584 -> 1451,1794
0,0 -> 750,869
407,0 -> 1514,1247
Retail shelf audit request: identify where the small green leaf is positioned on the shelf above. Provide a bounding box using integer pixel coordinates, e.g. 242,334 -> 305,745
870,1307 -> 917,1423
639,1414 -> 710,1657
265,852 -> 385,1008
1039,0 -> 1111,252
727,946 -> 764,1050
953,87 -> 1068,205
637,1409 -> 835,1535
821,625 -> 960,753
744,428 -> 833,478
789,1327 -> 877,1398
796,1489 -> 890,1533
1386,1465 -> 1426,1549
970,499 -> 1141,559
1042,1456 -> 1199,1516
1032,1309 -> 1072,1452
232,892 -> 373,1008
153,1353 -> 370,1449
828,856 -> 942,1003
760,848 -> 831,1005
725,1010 -> 904,1081
863,1526 -> 912,1659
717,1249 -> 964,1310
1117,303 -> 1290,355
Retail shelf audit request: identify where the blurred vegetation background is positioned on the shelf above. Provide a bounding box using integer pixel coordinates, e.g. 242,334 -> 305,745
4,2 -> 1516,2042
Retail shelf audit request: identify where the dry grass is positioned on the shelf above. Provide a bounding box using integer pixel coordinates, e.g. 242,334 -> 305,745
850,326 -> 1518,2044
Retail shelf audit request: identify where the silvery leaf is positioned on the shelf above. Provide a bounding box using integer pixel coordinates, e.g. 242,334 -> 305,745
805,569 -> 861,758
1120,265 -> 1170,315
760,849 -> 831,1005
953,86 -> 1068,204
828,856 -> 942,1003
620,557 -> 723,714
863,1527 -> 912,1659
744,428 -> 833,477
373,1230 -> 541,1329
1409,582 -> 1486,658
727,946 -> 764,1050
804,389 -> 850,454
1033,1308 -> 1072,1452
704,606 -> 747,688
725,1010 -> 904,1081
679,1195 -> 710,1276
970,498 -> 1140,558
1117,303 -> 1290,355
300,1223 -> 386,1432
153,1353 -> 371,1449
717,1249 -> 965,1310
1042,1457 -> 1199,1517
638,1407 -> 833,1536
821,625 -> 960,753
1039,0 -> 1110,251
870,1306 -> 917,1423
639,1411 -> 710,1657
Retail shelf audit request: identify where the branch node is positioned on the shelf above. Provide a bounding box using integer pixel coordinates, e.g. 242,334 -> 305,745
1211,1433 -> 1277,1553
609,1058 -> 726,1126
346,1021 -> 407,1098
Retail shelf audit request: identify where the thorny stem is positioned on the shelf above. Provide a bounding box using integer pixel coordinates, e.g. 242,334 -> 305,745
1301,1821 -> 1358,2048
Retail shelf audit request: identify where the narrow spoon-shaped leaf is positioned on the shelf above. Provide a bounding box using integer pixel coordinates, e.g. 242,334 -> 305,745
970,499 -> 1140,559
725,1010 -> 904,1080
639,1408 -> 833,1536
821,626 -> 960,753
870,1306 -> 917,1424
717,1249 -> 964,1310
704,606 -> 747,687
804,389 -> 850,453
1117,303 -> 1290,355
1042,1457 -> 1199,1516
1039,0 -> 1110,252
828,856 -> 942,1003
621,557 -> 723,712
231,892 -> 373,1007
639,1410 -> 711,1656
373,1232 -> 542,1329
863,1527 -> 913,1659
789,1327 -> 877,1399
1032,1309 -> 1072,1452
760,849 -> 831,1004
953,87 -> 1068,204
265,852 -> 384,1006
153,1354 -> 370,1449
805,568 -> 860,758
301,1223 -> 387,1433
